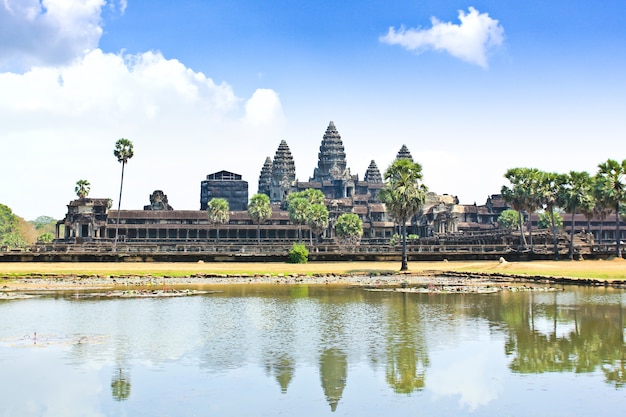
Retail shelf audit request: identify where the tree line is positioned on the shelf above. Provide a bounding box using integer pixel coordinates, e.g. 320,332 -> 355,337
501,159 -> 626,259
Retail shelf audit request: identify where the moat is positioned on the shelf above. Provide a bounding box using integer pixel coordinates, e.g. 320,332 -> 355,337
1,284 -> 624,416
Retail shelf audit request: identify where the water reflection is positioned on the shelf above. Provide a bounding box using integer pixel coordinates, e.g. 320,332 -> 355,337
0,285 -> 624,416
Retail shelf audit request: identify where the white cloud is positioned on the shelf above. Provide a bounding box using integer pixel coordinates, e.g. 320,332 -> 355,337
380,7 -> 504,68
244,88 -> 285,127
0,48 -> 284,219
0,0 -> 111,70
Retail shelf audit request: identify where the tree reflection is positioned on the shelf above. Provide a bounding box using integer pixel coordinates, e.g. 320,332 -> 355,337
500,292 -> 625,380
385,293 -> 429,394
111,368 -> 131,402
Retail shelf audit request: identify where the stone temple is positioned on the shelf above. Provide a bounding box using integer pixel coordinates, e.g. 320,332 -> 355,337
56,121 -> 513,243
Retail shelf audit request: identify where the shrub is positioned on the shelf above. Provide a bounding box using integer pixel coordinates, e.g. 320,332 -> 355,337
288,243 -> 309,264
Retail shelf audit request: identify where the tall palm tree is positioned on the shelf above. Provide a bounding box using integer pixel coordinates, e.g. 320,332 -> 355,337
75,179 -> 91,199
559,171 -> 594,260
502,167 -> 542,250
537,171 -> 566,259
113,138 -> 134,247
595,159 -> 626,257
248,193 -> 272,244
379,158 -> 427,271
207,198 -> 229,241
306,203 -> 329,245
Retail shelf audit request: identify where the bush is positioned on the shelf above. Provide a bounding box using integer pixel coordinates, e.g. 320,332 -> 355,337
288,243 -> 308,264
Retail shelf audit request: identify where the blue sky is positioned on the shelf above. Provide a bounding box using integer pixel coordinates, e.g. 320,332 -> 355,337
1,0 -> 625,220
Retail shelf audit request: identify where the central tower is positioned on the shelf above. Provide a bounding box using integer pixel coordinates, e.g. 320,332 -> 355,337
312,121 -> 350,181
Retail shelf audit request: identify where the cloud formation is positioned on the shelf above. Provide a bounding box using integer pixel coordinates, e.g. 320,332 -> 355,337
0,1 -> 285,219
0,0 -> 128,70
380,7 -> 504,68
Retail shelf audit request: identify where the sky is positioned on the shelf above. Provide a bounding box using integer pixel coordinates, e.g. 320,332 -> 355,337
1,0 -> 625,221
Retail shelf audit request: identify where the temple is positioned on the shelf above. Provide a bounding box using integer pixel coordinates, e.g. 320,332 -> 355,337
54,120 -> 618,247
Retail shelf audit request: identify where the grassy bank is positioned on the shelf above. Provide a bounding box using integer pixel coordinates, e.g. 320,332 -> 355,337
1,259 -> 625,280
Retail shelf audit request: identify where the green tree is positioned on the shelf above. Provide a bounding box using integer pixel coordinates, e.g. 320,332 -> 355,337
560,171 -> 595,260
498,209 -> 522,230
538,210 -> 562,230
248,193 -> 272,243
287,189 -> 325,242
379,158 -> 427,271
0,203 -> 18,237
537,171 -> 566,259
287,195 -> 308,241
335,212 -> 363,250
0,204 -> 27,248
113,138 -> 134,247
306,203 -> 329,245
502,167 -> 542,249
207,198 -> 229,241
75,179 -> 91,199
37,232 -> 54,243
595,159 -> 626,257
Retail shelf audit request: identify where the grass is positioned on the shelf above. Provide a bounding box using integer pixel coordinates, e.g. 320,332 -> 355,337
1,259 -> 625,280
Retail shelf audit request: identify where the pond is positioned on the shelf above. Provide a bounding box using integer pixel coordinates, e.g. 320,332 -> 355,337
0,284 -> 624,416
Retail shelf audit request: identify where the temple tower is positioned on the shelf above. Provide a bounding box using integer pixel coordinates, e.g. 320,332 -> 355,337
312,121 -> 349,181
363,160 -> 382,183
269,140 -> 296,203
396,144 -> 414,161
258,157 -> 273,196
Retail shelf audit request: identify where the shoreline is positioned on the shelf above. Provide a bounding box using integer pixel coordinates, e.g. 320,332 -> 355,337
3,259 -> 626,291
0,271 -> 626,293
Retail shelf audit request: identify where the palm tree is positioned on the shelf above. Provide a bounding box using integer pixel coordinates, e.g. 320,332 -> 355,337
595,159 -> 626,257
306,203 -> 329,245
248,193 -> 272,244
502,167 -> 541,250
379,158 -> 427,271
207,198 -> 229,241
536,171 -> 566,259
559,171 -> 594,260
113,138 -> 134,247
75,179 -> 91,199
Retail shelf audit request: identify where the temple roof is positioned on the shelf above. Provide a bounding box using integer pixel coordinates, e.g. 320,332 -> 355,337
258,156 -> 273,195
363,160 -> 382,183
312,121 -> 349,181
271,140 -> 296,185
396,144 -> 414,162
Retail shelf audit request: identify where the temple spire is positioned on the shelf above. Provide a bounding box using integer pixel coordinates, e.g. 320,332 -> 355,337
396,144 -> 414,162
269,140 -> 296,203
364,160 -> 382,183
312,121 -> 349,181
258,156 -> 273,196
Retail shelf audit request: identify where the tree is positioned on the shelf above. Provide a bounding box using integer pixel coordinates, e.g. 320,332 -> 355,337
37,232 -> 54,243
75,179 -> 91,199
306,203 -> 329,245
502,167 -> 542,250
379,158 -> 427,271
335,213 -> 363,250
560,171 -> 595,260
595,159 -> 626,257
248,193 -> 272,244
207,198 -> 229,241
538,210 -> 562,230
113,138 -> 134,247
537,171 -> 566,259
287,195 -> 308,241
0,203 -> 28,248
287,189 -> 325,242
498,209 -> 522,230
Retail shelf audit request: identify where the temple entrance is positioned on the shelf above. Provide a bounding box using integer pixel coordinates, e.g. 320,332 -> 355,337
81,224 -> 89,237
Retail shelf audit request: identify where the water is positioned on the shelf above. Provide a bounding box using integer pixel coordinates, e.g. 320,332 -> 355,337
0,284 -> 624,416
